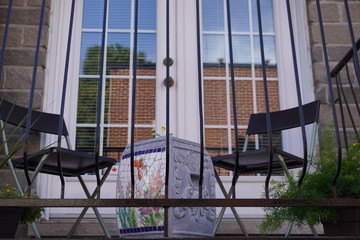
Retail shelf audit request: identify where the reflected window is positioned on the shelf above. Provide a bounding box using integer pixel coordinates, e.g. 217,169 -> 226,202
76,0 -> 157,160
202,0 -> 280,176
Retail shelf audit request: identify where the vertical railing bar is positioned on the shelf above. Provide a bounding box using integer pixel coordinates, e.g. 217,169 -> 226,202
315,0 -> 342,198
343,0 -> 360,86
225,0 -> 240,199
23,0 -> 46,195
196,0 -> 204,199
285,0 -> 308,198
56,0 -> 76,199
256,0 -> 273,199
0,0 -> 12,77
95,0 -> 109,198
345,64 -> 360,130
130,0 -> 139,200
337,73 -> 359,142
335,74 -> 348,149
164,0 -> 170,237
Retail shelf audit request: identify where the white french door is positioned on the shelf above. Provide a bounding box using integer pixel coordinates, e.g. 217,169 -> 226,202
42,0 -> 314,219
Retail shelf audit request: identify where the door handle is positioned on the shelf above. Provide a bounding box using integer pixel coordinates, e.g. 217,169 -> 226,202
163,77 -> 175,87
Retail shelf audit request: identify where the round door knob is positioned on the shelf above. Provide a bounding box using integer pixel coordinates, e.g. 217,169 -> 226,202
163,58 -> 174,66
163,77 -> 175,87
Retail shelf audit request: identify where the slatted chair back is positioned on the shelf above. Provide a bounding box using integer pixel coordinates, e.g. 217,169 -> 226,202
0,100 -> 69,136
246,100 -> 320,136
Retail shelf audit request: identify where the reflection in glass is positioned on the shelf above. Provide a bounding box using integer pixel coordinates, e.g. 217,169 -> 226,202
82,0 -> 104,29
203,35 -> 225,64
76,127 -> 96,154
105,78 -> 129,125
232,36 -> 251,64
230,0 -> 249,32
107,33 -> 131,71
139,0 -> 156,30
80,32 -> 102,75
108,0 -> 131,29
202,0 -> 224,32
252,0 -> 274,33
77,78 -> 99,124
138,34 -> 156,65
253,36 -> 276,66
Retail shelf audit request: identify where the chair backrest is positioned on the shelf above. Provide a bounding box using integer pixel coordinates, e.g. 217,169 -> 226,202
0,99 -> 69,136
246,100 -> 320,135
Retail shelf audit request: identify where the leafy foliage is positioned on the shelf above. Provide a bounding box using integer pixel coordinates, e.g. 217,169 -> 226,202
260,127 -> 360,233
0,184 -> 44,224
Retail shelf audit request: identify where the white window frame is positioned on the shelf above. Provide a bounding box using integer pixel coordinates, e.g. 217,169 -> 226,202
42,0 -> 314,218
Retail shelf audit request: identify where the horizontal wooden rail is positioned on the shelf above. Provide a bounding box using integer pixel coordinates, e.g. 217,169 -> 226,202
1,198 -> 360,208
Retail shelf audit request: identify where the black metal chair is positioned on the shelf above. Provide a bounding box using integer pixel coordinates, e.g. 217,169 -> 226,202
212,100 -> 321,236
0,99 -> 116,238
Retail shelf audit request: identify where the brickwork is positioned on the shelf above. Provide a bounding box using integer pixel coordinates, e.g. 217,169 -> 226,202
307,0 -> 360,129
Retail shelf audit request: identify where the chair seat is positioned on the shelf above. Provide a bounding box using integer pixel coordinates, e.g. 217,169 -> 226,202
212,147 -> 303,174
12,147 -> 116,177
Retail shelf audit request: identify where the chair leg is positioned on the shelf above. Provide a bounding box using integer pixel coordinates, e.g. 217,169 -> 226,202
67,167 -> 112,238
213,171 -> 249,237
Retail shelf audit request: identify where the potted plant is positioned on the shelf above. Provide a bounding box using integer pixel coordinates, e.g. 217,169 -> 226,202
260,127 -> 360,236
0,184 -> 44,238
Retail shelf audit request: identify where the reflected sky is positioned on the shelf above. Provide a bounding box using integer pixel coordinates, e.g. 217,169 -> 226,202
202,0 -> 276,65
81,0 -> 156,75
83,0 -> 156,31
81,0 -> 275,69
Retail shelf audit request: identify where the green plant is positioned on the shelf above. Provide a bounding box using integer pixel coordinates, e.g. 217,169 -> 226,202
0,184 -> 44,224
260,127 -> 360,233
151,126 -> 173,137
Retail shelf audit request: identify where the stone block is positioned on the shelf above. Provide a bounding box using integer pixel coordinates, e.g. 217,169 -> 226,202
328,45 -> 355,62
310,23 -> 360,44
0,8 -> 49,26
0,0 -> 25,7
336,104 -> 360,128
319,104 -> 334,126
331,62 -> 358,86
311,45 -> 323,62
27,0 -> 52,8
4,66 -> 45,89
0,70 -> 4,88
312,61 -> 337,83
314,83 -> 329,103
4,48 -> 46,67
341,2 -> 360,22
0,90 -> 43,109
333,85 -> 360,104
0,26 -> 23,48
308,2 -> 340,23
23,26 -> 48,48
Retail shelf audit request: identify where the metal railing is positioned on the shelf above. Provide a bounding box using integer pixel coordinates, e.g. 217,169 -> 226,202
1,0 -> 360,239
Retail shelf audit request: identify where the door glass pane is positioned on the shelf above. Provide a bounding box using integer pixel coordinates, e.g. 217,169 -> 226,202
202,0 -> 224,32
80,32 -> 102,75
203,35 -> 225,64
77,0 -> 157,158
230,0 -> 249,32
108,0 -> 131,29
82,0 -> 104,29
139,0 -> 156,30
107,33 -> 131,73
77,78 -> 99,124
202,0 -> 280,176
251,0 -> 274,33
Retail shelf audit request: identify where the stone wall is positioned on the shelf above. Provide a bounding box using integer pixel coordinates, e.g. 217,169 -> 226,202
307,0 -> 360,133
0,0 -> 50,109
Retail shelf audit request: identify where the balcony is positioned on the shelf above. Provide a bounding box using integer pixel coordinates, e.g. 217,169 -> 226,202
0,0 -> 359,239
